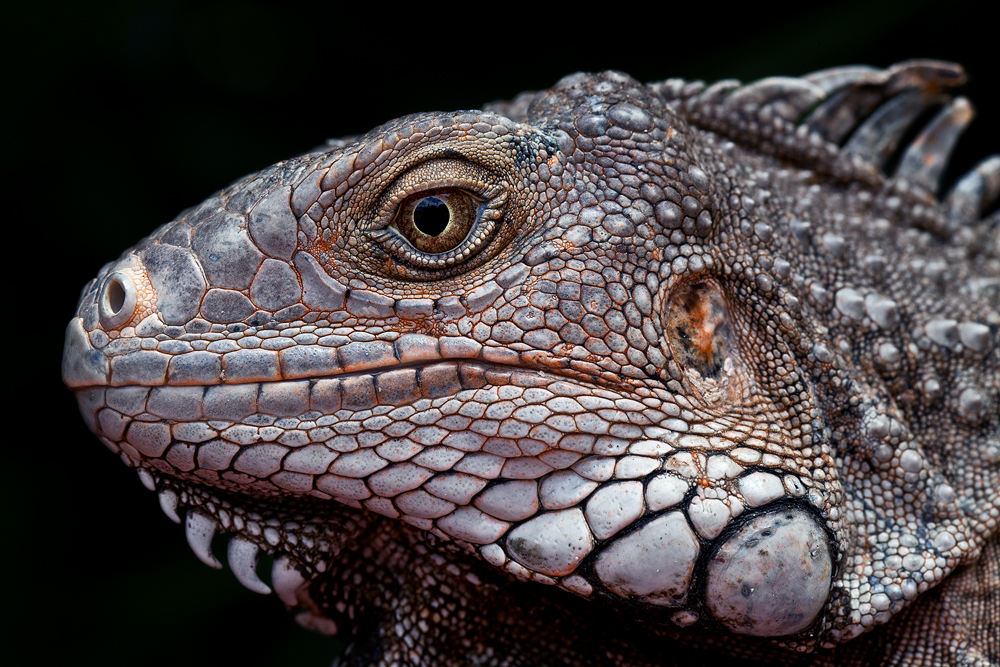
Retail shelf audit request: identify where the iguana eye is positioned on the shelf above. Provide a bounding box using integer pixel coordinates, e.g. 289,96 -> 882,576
374,165 -> 508,273
394,191 -> 479,254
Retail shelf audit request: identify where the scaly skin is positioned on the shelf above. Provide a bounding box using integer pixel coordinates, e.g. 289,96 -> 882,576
64,62 -> 999,665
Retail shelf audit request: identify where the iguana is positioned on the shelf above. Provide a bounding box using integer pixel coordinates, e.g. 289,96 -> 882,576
63,61 -> 999,666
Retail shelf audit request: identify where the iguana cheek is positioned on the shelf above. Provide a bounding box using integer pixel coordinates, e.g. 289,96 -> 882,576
505,508 -> 594,577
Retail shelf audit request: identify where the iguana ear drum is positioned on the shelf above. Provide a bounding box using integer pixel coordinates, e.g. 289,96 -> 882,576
665,280 -> 735,381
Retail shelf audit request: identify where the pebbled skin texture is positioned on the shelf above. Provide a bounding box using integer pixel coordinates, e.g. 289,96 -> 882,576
64,62 -> 999,666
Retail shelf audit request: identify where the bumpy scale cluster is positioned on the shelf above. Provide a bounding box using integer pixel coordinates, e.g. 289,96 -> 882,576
64,61 -> 998,666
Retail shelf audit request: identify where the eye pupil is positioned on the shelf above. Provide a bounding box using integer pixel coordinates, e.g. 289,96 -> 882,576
413,197 -> 450,237
392,189 -> 482,259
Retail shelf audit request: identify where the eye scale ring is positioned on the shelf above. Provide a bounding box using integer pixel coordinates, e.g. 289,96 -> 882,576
98,271 -> 137,330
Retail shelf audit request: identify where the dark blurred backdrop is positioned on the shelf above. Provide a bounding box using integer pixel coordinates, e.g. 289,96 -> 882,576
8,1 -> 996,665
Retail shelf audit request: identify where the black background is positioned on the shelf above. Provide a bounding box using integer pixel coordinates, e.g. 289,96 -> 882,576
9,1 -> 997,665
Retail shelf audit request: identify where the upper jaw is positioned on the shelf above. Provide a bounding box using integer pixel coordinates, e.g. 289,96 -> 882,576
63,308 -> 635,393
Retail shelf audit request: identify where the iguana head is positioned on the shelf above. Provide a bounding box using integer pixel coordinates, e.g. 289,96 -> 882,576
63,64 -> 999,652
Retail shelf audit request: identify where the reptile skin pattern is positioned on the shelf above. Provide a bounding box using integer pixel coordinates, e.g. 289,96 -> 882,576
64,61 -> 999,666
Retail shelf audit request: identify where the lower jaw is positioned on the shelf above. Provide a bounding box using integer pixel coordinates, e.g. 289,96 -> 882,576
141,467 -> 835,647
139,466 -> 368,629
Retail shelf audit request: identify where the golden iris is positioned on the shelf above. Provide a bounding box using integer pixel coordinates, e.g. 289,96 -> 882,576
393,191 -> 478,253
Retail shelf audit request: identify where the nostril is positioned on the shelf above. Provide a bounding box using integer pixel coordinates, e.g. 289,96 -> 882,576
99,271 -> 138,329
108,279 -> 126,314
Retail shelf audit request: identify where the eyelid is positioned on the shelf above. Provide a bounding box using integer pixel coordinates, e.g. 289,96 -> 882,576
369,158 -> 503,231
